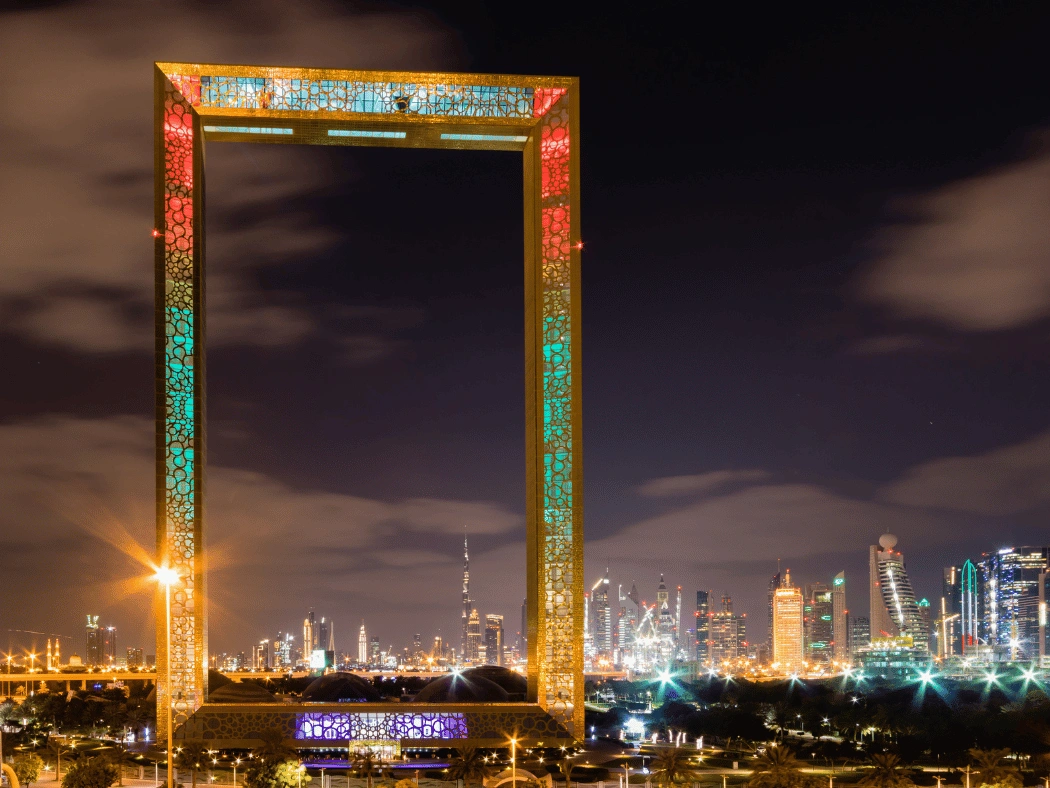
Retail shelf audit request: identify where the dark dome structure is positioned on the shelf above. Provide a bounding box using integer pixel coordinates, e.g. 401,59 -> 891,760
208,682 -> 277,703
415,672 -> 510,703
209,670 -> 234,692
302,672 -> 380,703
459,666 -> 527,700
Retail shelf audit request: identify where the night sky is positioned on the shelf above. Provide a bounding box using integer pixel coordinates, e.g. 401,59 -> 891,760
2,1 -> 1050,660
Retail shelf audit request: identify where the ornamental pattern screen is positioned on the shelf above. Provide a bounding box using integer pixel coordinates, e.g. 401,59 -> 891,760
153,63 -> 583,739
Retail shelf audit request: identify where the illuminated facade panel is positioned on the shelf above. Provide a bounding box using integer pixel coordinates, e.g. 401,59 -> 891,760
154,63 -> 582,741
773,587 -> 804,669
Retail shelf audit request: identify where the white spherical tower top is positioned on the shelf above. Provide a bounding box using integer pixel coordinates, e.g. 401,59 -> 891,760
879,533 -> 898,550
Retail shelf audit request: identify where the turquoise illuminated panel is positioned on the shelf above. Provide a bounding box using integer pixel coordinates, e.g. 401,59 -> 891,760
327,129 -> 406,139
440,133 -> 528,142
204,126 -> 293,135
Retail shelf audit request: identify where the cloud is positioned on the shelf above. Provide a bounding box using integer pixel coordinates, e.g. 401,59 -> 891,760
879,429 -> 1050,515
636,469 -> 770,498
0,415 -> 519,648
0,1 -> 458,352
846,334 -> 950,356
857,147 -> 1050,331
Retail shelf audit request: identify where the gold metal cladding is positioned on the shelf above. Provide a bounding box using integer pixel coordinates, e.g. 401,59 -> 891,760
154,62 -> 582,741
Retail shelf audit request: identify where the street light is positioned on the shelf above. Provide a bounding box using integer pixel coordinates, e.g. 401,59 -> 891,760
234,758 -> 241,787
154,565 -> 180,788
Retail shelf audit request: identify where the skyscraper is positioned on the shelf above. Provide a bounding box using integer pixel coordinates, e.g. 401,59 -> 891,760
803,582 -> 833,665
591,570 -> 612,661
773,579 -> 804,669
317,617 -> 334,653
85,616 -> 102,666
103,626 -> 117,665
832,572 -> 848,661
461,533 -> 472,659
710,594 -> 746,664
674,586 -> 683,651
467,609 -> 482,663
849,615 -> 870,654
304,611 -> 316,660
978,547 -> 1049,655
695,590 -> 710,665
960,559 -> 979,654
767,572 -> 781,651
484,614 -> 504,665
869,533 -> 929,652
357,622 -> 367,664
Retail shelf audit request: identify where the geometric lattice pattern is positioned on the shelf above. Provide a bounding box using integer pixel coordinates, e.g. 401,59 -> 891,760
154,62 -> 582,741
176,704 -> 571,747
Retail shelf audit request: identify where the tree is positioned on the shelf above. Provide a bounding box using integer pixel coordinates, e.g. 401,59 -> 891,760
650,747 -> 699,787
446,748 -> 492,788
748,746 -> 815,788
766,704 -> 793,743
243,760 -> 309,788
969,749 -> 1021,788
62,757 -> 119,788
560,757 -> 576,788
104,740 -> 140,787
47,738 -> 76,783
857,753 -> 915,788
175,741 -> 211,788
14,753 -> 44,787
254,729 -> 298,765
351,748 -> 384,788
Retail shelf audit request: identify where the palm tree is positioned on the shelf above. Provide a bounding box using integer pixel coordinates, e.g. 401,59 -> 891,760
175,741 -> 211,788
254,728 -> 298,764
767,704 -> 793,743
969,749 -> 1021,788
446,747 -> 492,788
351,748 -> 383,788
858,753 -> 914,788
46,738 -> 75,783
560,756 -> 576,788
103,740 -> 138,787
650,747 -> 699,787
124,709 -> 148,742
748,745 -> 813,788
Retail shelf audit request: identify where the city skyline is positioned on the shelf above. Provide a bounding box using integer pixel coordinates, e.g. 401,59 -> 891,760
2,3 -> 1050,658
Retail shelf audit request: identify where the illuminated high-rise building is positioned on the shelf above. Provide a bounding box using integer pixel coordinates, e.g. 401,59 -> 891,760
803,582 -> 833,665
674,586 -> 683,651
591,570 -> 612,660
357,622 -> 367,664
461,533 -> 472,659
832,572 -> 848,661
977,547 -> 1049,656
126,648 -> 144,668
849,615 -> 870,654
484,614 -> 504,666
869,533 -> 928,652
710,594 -> 746,664
369,636 -> 380,663
773,579 -> 804,670
274,632 -> 294,668
766,572 -> 781,651
467,609 -> 482,663
960,559 -> 979,654
103,626 -> 117,665
304,611 -> 316,660
85,616 -> 102,666
317,617 -> 334,653
695,590 -> 711,665
253,639 -> 271,670
1039,572 -> 1050,666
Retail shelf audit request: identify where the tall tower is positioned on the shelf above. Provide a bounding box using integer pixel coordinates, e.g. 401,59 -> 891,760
357,622 -> 368,664
773,581 -> 804,669
767,571 -> 781,651
467,609 -> 482,663
674,586 -> 683,650
869,533 -> 929,651
461,532 -> 471,658
960,559 -> 979,654
85,616 -> 101,666
303,611 -> 316,661
591,570 -> 611,661
832,571 -> 848,661
46,639 -> 53,672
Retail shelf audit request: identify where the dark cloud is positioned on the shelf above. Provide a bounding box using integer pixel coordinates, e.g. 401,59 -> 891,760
0,0 -> 460,352
858,146 -> 1050,331
636,470 -> 771,498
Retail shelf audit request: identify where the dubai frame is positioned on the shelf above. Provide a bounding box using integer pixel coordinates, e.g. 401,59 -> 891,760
154,63 -> 583,746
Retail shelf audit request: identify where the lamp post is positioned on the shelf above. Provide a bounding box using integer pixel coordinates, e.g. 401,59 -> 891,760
155,566 -> 180,788
510,738 -> 517,788
234,758 -> 241,787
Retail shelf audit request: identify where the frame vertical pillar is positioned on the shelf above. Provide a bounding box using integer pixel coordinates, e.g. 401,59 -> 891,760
525,87 -> 583,738
155,72 -> 208,737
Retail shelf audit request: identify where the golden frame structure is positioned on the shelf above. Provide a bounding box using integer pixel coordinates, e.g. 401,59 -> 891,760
153,62 -> 583,743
